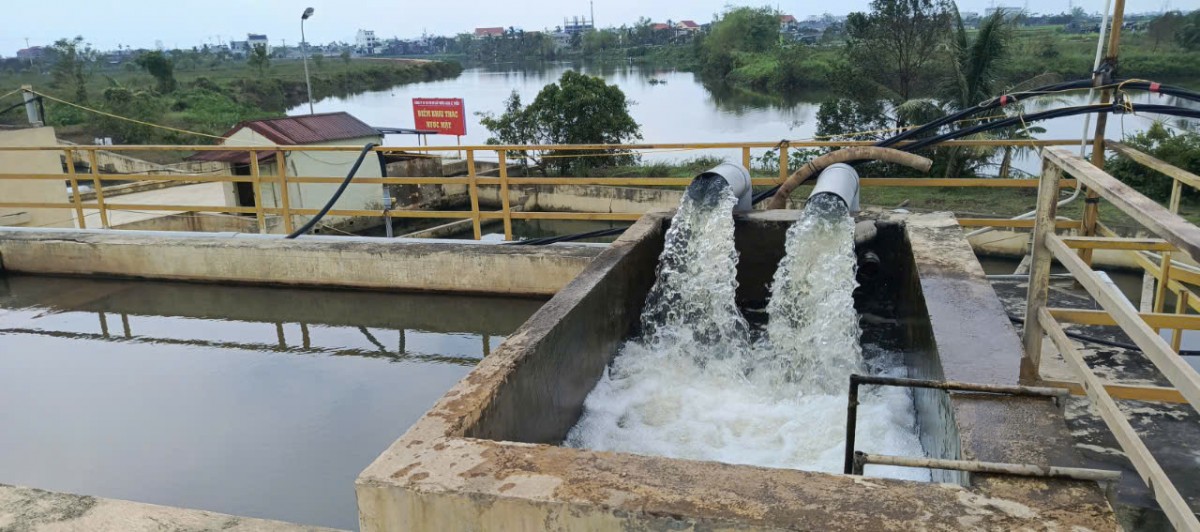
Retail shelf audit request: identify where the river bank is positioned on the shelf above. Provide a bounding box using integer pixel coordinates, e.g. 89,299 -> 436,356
0,58 -> 463,147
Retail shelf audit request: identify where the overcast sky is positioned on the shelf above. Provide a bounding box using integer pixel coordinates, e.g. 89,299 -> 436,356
3,0 -> 1196,55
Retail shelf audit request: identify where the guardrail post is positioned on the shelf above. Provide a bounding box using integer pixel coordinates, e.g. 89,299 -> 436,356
467,149 -> 482,240
1173,290 -> 1189,352
1154,251 -> 1172,316
86,149 -> 109,229
1022,158 -> 1063,382
1169,177 -> 1183,215
249,150 -> 266,233
777,141 -> 789,183
64,148 -> 87,229
742,147 -> 751,170
497,149 -> 513,241
275,150 -> 294,233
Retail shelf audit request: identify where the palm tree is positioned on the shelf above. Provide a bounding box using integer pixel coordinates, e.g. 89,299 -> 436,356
939,8 -> 1013,177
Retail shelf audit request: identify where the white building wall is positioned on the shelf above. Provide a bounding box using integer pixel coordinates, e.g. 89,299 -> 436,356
221,128 -> 385,232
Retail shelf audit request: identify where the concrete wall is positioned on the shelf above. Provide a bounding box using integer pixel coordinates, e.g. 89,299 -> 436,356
466,213 -> 667,443
111,211 -> 282,234
63,142 -> 225,176
355,211 -> 1117,532
0,127 -> 72,229
0,228 -> 602,297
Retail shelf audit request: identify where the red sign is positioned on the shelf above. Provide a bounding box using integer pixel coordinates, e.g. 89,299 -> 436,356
412,98 -> 466,136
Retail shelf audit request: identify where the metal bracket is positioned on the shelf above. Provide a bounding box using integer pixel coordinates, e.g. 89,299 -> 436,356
843,374 -> 1070,475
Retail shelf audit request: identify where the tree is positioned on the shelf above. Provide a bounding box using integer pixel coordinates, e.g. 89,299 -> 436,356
1177,10 -> 1200,51
97,83 -> 167,143
50,36 -> 91,103
582,30 -> 620,56
135,51 -> 177,93
478,71 -> 641,175
248,44 -> 270,75
1148,11 -> 1184,51
698,7 -> 780,79
938,9 -> 1014,177
339,50 -> 352,64
1108,123 -> 1200,200
844,0 -> 954,102
312,53 -> 325,69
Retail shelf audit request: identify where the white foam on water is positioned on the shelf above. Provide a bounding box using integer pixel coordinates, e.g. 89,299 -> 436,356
565,189 -> 928,482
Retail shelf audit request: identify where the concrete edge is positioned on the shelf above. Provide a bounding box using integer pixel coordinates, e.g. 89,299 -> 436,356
0,484 -> 342,532
0,228 -> 605,297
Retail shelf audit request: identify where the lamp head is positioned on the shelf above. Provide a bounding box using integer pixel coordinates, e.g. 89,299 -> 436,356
302,7 -> 314,20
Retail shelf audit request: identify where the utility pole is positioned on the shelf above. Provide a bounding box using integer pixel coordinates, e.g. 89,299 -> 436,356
1079,0 -> 1126,267
590,0 -> 595,27
301,7 -> 316,115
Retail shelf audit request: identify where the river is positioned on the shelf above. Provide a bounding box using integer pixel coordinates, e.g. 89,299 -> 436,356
291,62 -> 1198,176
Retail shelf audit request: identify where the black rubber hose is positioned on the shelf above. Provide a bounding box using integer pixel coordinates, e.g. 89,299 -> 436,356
751,78 -> 1200,205
509,226 -> 627,245
1007,313 -> 1200,357
286,142 -> 378,239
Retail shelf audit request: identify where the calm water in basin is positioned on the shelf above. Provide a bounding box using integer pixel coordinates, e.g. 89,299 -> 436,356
0,274 -> 543,530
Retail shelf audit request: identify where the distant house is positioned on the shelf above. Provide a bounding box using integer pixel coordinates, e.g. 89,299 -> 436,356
551,31 -> 573,48
984,6 -> 1024,18
650,23 -> 671,31
675,20 -> 701,37
779,14 -> 799,32
229,41 -> 249,57
15,47 -> 48,61
189,112 -> 386,233
474,27 -> 505,39
356,29 -> 380,55
247,34 -> 269,54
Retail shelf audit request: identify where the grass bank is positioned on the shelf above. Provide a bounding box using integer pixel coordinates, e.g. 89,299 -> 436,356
0,58 -> 462,145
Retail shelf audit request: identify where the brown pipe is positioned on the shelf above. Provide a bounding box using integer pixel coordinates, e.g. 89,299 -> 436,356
766,147 -> 933,210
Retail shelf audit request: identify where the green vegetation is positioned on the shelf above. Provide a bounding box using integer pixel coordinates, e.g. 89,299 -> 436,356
478,71 -> 641,175
1107,123 -> 1200,201
0,46 -> 462,144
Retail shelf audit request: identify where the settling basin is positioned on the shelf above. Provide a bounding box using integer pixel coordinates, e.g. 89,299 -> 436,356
0,274 -> 542,530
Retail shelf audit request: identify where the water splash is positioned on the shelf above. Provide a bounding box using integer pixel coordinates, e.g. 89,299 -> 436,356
755,194 -> 863,393
566,185 -> 926,481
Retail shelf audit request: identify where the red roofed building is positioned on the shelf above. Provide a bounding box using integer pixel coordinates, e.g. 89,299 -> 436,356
779,14 -> 799,32
474,27 -> 505,39
189,112 -> 387,228
674,20 -> 701,38
650,23 -> 671,31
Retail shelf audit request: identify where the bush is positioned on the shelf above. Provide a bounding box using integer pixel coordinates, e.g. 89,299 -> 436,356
1107,123 -> 1200,201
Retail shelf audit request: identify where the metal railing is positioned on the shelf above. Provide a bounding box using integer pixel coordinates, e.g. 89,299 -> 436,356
0,139 -> 1083,239
1022,146 -> 1200,531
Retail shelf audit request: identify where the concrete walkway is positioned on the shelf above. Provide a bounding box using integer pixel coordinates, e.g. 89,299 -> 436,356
80,182 -> 227,229
992,277 -> 1200,529
0,484 -> 343,531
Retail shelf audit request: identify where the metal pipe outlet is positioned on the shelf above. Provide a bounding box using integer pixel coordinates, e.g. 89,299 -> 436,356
690,162 -> 753,211
809,163 -> 860,212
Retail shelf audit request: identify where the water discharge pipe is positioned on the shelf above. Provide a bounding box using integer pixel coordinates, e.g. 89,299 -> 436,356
809,163 -> 861,212
765,147 -> 932,210
689,162 -> 754,211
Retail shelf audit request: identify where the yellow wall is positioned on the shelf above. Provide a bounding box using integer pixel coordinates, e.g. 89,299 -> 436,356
0,127 -> 72,228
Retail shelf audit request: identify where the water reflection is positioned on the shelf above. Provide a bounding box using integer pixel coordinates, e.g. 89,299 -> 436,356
0,274 -> 542,530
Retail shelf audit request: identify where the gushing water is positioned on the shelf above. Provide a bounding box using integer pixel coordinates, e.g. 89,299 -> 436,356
565,183 -> 927,481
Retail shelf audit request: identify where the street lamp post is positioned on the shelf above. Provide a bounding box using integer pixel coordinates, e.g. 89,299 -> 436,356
301,7 -> 315,115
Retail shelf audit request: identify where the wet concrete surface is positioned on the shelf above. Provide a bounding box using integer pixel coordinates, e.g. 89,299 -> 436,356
989,274 -> 1200,529
0,274 -> 543,530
